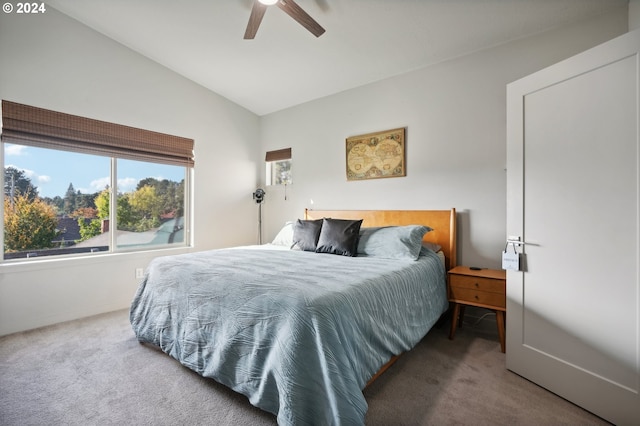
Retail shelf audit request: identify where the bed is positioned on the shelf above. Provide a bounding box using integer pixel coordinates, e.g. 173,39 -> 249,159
130,209 -> 456,425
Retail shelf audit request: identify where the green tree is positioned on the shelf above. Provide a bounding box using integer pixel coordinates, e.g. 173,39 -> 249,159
4,193 -> 58,252
137,177 -> 183,216
42,195 -> 64,215
118,185 -> 159,232
75,191 -> 97,210
78,218 -> 102,241
4,167 -> 38,201
94,188 -> 110,219
72,207 -> 101,242
88,181 -> 183,234
63,183 -> 77,215
73,188 -> 113,242
136,177 -> 159,191
116,194 -> 134,229
174,179 -> 185,216
129,185 -> 161,219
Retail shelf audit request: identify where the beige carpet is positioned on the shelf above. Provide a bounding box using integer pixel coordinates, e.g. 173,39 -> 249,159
0,308 -> 609,425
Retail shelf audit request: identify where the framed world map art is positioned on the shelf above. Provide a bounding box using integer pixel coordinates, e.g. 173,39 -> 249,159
346,127 -> 406,181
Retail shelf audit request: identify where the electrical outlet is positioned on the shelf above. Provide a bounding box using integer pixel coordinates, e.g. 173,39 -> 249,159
135,268 -> 144,279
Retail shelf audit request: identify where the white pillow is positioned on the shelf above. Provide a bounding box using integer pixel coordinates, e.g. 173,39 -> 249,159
271,221 -> 294,247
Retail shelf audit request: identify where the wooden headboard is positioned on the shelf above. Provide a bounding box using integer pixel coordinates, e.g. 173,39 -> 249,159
304,209 -> 457,271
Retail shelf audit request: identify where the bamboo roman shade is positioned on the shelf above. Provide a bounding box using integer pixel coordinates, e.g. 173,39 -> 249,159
1,100 -> 194,167
265,148 -> 291,162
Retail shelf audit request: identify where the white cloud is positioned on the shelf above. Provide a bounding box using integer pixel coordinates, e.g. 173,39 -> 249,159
4,166 -> 51,198
78,176 -> 139,194
17,167 -> 36,179
5,164 -> 50,185
80,177 -> 110,194
4,144 -> 28,156
117,177 -> 139,193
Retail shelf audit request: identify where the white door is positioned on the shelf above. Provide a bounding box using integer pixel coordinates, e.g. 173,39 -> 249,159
506,30 -> 640,425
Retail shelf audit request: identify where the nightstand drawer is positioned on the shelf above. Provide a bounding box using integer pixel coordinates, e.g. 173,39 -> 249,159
449,274 -> 504,293
447,266 -> 507,352
448,287 -> 506,309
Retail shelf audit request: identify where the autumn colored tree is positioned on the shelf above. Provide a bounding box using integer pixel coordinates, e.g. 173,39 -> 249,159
71,206 -> 100,242
128,185 -> 161,226
137,177 -> 184,216
74,189 -> 111,242
4,193 -> 58,252
94,188 -> 110,219
83,181 -> 184,236
71,207 -> 98,219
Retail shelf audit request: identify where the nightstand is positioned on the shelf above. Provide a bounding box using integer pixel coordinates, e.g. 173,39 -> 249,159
447,266 -> 506,352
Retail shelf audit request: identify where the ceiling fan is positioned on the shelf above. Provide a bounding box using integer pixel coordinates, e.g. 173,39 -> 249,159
244,0 -> 325,39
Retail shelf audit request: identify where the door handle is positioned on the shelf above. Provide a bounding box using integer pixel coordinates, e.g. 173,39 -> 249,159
507,239 -> 526,245
506,236 -> 531,246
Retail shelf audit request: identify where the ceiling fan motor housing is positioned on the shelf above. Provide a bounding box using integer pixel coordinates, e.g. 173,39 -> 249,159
244,0 -> 325,39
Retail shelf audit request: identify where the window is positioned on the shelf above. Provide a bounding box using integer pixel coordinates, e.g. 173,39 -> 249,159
265,148 -> 291,186
115,159 -> 186,249
1,100 -> 193,261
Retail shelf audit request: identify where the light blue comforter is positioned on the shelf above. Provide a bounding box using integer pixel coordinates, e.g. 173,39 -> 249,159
130,246 -> 448,425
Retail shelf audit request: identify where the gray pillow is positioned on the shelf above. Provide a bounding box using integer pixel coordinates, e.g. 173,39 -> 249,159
315,218 -> 363,257
292,219 -> 323,251
357,225 -> 432,260
422,242 -> 442,253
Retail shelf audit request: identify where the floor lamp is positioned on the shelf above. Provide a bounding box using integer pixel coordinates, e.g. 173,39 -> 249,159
253,188 -> 265,244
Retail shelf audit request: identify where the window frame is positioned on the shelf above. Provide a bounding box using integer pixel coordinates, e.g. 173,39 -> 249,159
265,148 -> 292,187
2,144 -> 192,262
1,101 -> 193,262
110,158 -> 192,254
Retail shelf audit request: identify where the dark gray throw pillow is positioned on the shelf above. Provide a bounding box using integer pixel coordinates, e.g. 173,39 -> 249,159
315,218 -> 363,257
291,219 -> 323,251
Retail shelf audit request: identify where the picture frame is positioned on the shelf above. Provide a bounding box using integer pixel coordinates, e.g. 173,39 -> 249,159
345,127 -> 406,181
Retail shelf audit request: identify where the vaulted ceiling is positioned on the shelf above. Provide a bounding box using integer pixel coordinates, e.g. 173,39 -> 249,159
47,0 -> 628,115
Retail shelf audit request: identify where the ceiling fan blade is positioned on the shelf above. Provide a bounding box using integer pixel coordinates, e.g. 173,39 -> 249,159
277,0 -> 325,37
244,1 -> 268,39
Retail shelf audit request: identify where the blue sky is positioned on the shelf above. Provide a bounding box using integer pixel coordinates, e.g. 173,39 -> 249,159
4,143 -> 185,199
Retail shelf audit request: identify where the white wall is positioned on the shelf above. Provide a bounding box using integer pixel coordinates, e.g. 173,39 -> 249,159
631,0 -> 640,30
259,6 -> 628,268
0,5 -> 629,336
0,8 -> 261,335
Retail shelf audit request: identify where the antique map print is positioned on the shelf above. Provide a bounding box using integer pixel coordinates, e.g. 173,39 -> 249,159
346,128 -> 405,181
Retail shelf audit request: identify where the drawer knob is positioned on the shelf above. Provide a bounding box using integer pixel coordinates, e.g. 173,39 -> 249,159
475,295 -> 479,299
475,282 -> 479,287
